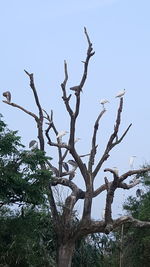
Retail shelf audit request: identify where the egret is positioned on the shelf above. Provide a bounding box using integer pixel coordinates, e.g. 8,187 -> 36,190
113,167 -> 119,175
3,91 -> 11,102
100,99 -> 109,109
56,130 -> 68,139
74,138 -> 81,143
101,208 -> 105,220
67,160 -> 78,168
29,140 -> 38,150
129,156 -> 136,169
115,89 -> 125,98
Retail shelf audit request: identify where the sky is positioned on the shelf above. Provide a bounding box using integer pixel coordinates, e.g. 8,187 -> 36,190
1,0 -> 150,218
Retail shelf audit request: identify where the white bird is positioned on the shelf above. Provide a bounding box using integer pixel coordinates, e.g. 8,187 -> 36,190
74,138 -> 81,143
113,167 -> 119,176
129,156 -> 136,169
67,160 -> 78,168
115,89 -> 125,98
56,130 -> 68,139
101,208 -> 105,220
29,140 -> 38,150
100,99 -> 109,109
3,91 -> 11,102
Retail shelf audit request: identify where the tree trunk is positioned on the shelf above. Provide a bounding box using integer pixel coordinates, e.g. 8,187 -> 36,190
57,241 -> 75,267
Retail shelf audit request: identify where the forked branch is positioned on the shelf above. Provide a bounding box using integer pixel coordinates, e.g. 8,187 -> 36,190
93,98 -> 131,178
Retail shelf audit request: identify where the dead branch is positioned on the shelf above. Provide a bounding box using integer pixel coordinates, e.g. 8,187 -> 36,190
61,61 -> 73,116
2,100 -> 38,121
88,109 -> 106,173
79,27 -> 95,91
24,70 -> 45,150
24,70 -> 43,115
77,216 -> 150,237
80,153 -> 91,158
104,168 -> 119,178
44,111 -> 71,176
93,98 -> 131,178
119,167 -> 150,182
51,177 -> 84,199
119,180 -> 140,189
93,183 -> 108,197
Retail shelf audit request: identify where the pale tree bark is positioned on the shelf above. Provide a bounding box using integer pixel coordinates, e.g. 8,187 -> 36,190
3,27 -> 150,266
57,242 -> 75,267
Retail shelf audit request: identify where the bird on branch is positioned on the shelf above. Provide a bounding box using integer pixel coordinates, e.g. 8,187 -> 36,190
115,89 -> 125,98
3,91 -> 11,102
74,137 -> 81,143
29,140 -> 38,150
67,160 -> 78,168
100,99 -> 109,109
57,130 -> 68,139
113,167 -> 119,175
129,156 -> 136,169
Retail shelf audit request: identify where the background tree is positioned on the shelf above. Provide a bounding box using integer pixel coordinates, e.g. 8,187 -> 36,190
2,28 -> 150,267
0,114 -> 52,208
120,172 -> 150,267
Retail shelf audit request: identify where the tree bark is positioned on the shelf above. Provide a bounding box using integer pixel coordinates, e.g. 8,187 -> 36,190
57,241 -> 75,267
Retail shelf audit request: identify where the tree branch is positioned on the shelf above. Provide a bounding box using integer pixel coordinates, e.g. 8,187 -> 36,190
61,60 -> 73,116
88,109 -> 106,173
93,98 -> 131,178
51,177 -> 84,199
119,180 -> 140,189
2,100 -> 38,121
77,216 -> 150,237
24,70 -> 44,150
119,167 -> 150,182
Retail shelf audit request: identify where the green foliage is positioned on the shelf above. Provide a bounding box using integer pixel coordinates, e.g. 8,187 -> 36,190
72,233 -> 118,267
121,184 -> 150,266
0,207 -> 57,267
0,114 -> 52,207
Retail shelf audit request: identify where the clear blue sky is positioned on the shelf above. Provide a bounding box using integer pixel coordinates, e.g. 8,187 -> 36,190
1,0 -> 150,218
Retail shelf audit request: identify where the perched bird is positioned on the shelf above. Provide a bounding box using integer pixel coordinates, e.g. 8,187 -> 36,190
129,156 -> 136,169
56,130 -> 68,139
74,138 -> 81,143
29,140 -> 38,150
113,167 -> 119,176
101,208 -> 105,220
3,91 -> 11,102
62,162 -> 69,172
67,160 -> 78,168
115,89 -> 125,98
100,99 -> 109,109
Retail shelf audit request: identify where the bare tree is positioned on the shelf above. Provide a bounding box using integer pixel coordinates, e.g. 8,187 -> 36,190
3,28 -> 150,267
